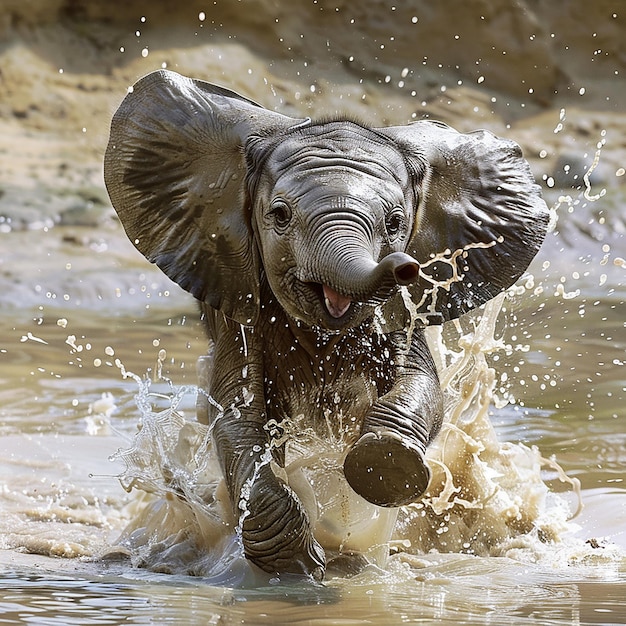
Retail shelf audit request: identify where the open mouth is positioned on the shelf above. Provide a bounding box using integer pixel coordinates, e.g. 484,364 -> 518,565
322,284 -> 352,318
303,282 -> 353,324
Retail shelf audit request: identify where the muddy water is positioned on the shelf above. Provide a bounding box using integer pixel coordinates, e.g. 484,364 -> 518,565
1,190 -> 625,624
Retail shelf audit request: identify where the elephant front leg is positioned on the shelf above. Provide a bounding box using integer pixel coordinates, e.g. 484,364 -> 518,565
343,328 -> 443,507
206,319 -> 325,579
212,417 -> 325,578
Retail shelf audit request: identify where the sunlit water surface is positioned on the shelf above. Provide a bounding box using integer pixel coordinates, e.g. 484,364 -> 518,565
1,190 -> 625,624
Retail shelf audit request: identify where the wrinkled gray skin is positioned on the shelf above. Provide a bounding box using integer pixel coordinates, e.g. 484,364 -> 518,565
105,70 -> 549,580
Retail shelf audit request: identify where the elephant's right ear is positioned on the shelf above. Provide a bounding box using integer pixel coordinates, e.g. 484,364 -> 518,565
104,70 -> 303,325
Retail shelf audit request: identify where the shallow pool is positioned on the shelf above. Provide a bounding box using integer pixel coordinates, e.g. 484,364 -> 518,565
1,189 -> 624,624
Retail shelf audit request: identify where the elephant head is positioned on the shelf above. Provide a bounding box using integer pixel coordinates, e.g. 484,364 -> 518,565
104,70 -> 549,332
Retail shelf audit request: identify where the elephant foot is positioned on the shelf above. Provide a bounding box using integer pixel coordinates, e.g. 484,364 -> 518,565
343,431 -> 431,507
243,522 -> 326,581
241,477 -> 326,580
326,552 -> 370,578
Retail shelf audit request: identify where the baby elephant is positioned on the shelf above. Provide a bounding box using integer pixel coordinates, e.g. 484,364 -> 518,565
105,70 -> 548,579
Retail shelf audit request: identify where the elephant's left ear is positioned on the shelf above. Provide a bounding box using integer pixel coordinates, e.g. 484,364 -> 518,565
379,121 -> 549,324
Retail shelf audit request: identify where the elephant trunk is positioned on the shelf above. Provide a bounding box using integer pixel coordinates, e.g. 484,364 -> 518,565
316,249 -> 420,318
355,251 -> 420,297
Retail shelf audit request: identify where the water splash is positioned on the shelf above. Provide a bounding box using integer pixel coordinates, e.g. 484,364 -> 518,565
583,130 -> 607,202
396,293 -> 582,560
108,353 -> 248,581
270,412 -> 400,567
413,238 -> 501,316
108,282 -> 602,580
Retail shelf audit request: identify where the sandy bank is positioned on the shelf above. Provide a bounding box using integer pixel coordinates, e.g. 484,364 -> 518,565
0,1 -> 624,311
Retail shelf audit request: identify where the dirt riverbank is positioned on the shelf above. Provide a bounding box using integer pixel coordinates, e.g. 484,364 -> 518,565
1,1 -> 624,311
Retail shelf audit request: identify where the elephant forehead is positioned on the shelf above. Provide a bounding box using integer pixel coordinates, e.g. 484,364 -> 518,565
268,162 -> 406,215
265,125 -> 409,185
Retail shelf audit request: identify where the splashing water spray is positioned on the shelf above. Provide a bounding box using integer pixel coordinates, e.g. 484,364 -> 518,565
106,285 -> 580,577
396,292 -> 582,560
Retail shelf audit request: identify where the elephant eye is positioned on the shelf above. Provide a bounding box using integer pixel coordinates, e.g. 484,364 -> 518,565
385,207 -> 406,241
268,199 -> 292,231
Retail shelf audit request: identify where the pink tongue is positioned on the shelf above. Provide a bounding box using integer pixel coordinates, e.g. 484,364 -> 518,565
322,285 -> 352,318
